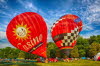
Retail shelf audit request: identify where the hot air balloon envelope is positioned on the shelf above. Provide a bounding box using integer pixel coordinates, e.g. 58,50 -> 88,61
60,14 -> 82,32
51,14 -> 83,50
94,52 -> 100,61
6,12 -> 47,58
51,19 -> 79,50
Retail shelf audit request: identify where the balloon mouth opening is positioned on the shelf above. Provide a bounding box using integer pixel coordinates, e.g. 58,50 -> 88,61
61,49 -> 72,56
59,46 -> 73,50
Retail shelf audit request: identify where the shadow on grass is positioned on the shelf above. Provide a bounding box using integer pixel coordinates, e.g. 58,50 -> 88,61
0,62 -> 38,66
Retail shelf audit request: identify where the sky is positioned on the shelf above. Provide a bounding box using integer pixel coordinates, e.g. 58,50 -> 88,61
0,0 -> 100,48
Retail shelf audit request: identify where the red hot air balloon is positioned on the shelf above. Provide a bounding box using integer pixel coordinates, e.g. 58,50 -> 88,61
60,14 -> 82,32
51,14 -> 82,55
6,12 -> 47,58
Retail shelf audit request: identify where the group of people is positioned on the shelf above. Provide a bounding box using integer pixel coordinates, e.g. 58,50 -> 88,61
36,57 -> 79,63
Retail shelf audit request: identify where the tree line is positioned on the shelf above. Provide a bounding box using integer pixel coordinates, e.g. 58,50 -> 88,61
0,35 -> 100,59
47,35 -> 100,58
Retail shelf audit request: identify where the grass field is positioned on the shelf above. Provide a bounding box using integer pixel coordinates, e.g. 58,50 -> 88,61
36,60 -> 100,66
0,59 -> 100,66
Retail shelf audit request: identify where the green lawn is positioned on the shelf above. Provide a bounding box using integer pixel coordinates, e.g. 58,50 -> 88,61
0,59 -> 100,66
36,60 -> 100,66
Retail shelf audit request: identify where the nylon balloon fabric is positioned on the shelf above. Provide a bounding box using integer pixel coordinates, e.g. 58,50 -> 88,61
6,12 -> 47,58
51,14 -> 83,50
60,14 -> 82,32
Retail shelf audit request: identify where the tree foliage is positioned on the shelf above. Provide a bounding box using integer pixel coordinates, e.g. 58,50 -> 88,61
0,35 -> 100,59
70,46 -> 79,58
88,42 -> 100,58
47,42 -> 58,58
18,51 -> 25,59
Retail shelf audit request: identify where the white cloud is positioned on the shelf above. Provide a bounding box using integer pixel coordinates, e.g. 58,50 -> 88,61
0,22 -> 8,32
82,24 -> 93,31
0,28 -> 5,31
89,5 -> 100,13
48,10 -> 68,18
0,31 -> 15,48
17,0 -> 38,12
0,31 -> 6,40
0,10 -> 12,17
79,0 -> 100,31
0,1 -> 19,19
0,0 -> 6,3
0,43 -> 15,48
87,14 -> 100,24
0,0 -> 8,9
47,32 -> 53,42
80,30 -> 100,38
25,2 -> 38,11
86,0 -> 100,23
